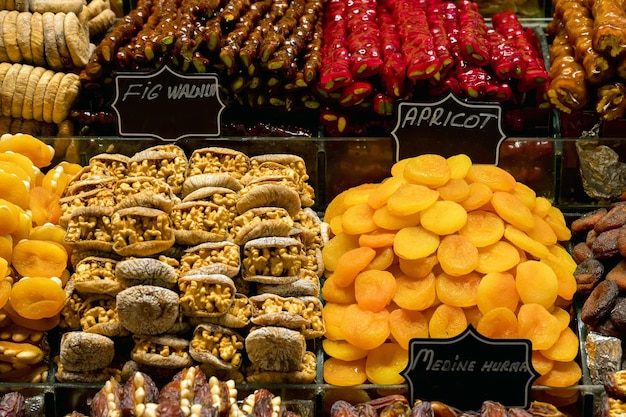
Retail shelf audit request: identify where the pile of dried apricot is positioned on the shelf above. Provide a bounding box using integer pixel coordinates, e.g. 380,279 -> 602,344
321,154 -> 581,390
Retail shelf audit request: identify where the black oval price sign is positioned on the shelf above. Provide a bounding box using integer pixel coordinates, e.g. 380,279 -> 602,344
390,93 -> 506,164
401,326 -> 539,411
111,65 -> 226,141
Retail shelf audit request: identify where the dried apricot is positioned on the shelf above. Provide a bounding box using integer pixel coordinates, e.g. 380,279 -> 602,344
458,210 -> 505,248
343,184 -> 380,206
504,224 -> 550,259
404,154 -> 451,187
534,360 -> 582,387
331,246 -> 377,288
437,178 -> 470,202
527,215 -> 558,247
515,260 -> 559,309
542,255 -> 577,302
368,176 -> 406,209
420,201 -> 467,235
322,274 -> 356,304
29,223 -> 72,256
540,327 -> 578,362
517,303 -> 561,350
435,271 -> 481,308
359,230 -> 396,249
0,278 -> 10,310
322,233 -> 360,272
389,308 -> 429,349
342,203 -> 377,235
391,157 -> 411,178
387,184 -> 439,216
323,339 -> 368,361
11,210 -> 32,243
394,226 -> 439,260
476,271 -> 519,314
543,206 -> 572,241
460,182 -> 493,212
393,273 -> 437,311
329,216 -> 343,236
0,198 -> 22,235
365,246 -> 396,271
476,307 -> 519,339
323,357 -> 368,386
0,134 -> 54,168
29,186 -> 61,226
323,302 -> 349,341
437,234 -> 478,276
0,169 -> 29,209
491,191 -> 536,232
10,276 -> 66,319
399,255 -> 439,279
532,350 -> 554,376
475,241 -> 521,274
12,239 -> 68,279
41,164 -> 72,196
512,182 -> 537,210
325,188 -> 350,223
0,235 -> 12,264
551,307 -> 572,331
464,306 -> 483,328
532,196 -> 553,218
3,300 -> 60,331
365,342 -> 407,384
0,152 -> 37,184
428,304 -> 467,338
466,164 -> 517,192
373,205 -> 421,230
355,269 -> 397,312
447,154 -> 472,179
340,303 -> 390,350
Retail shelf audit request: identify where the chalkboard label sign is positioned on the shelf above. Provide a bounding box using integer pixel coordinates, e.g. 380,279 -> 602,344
111,65 -> 226,140
390,93 -> 506,164
401,326 -> 538,411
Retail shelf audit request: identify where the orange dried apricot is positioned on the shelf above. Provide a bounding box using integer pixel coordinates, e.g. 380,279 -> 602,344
436,234 -> 478,276
3,300 -> 60,331
0,278 -> 10,309
543,206 -> 572,242
540,327 -> 578,362
420,201 -> 467,235
359,230 -> 396,249
323,302 -> 349,341
10,276 -> 67,319
11,210 -> 32,243
464,306 -> 483,328
329,215 -> 343,236
532,196 -> 553,218
387,184 -> 439,216
475,241 -> 521,274
515,260 -> 559,309
512,182 -> 537,210
447,154 -> 472,179
29,186 -> 61,226
527,215 -> 558,247
368,176 -> 406,209
323,357 -> 368,386
476,306 -> 519,339
435,271 -> 481,308
394,226 -> 440,260
340,303 -> 390,350
29,224 -> 73,257
365,246 -> 396,271
0,152 -> 37,184
399,255 -> 439,279
0,134 -> 54,168
403,154 -> 451,187
355,269 -> 397,312
373,205 -> 421,230
0,198 -> 23,235
12,239 -> 68,278
476,271 -> 519,314
0,169 -> 30,209
491,191 -> 536,232
551,307 -> 572,331
322,233 -> 360,272
0,161 -> 31,186
428,304 -> 467,338
343,184 -> 380,206
389,308 -> 429,349
322,274 -> 356,304
532,350 -> 554,376
517,303 -> 561,350
437,178 -> 471,202
466,164 -> 517,192
332,246 -> 377,288
504,224 -> 550,259
325,188 -> 350,223
0,235 -> 12,264
548,244 -> 577,272
41,165 -> 72,196
342,203 -> 377,235
393,273 -> 437,311
391,157 -> 411,178
365,342 -> 408,385
323,339 -> 368,361
458,210 -> 505,248
460,182 -> 493,212
534,360 -> 582,387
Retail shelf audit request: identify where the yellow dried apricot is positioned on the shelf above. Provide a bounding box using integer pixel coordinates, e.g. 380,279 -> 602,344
331,246 -> 377,288
329,215 -> 343,236
512,182 -> 537,210
354,269 -> 397,312
437,178 -> 471,202
0,235 -> 12,264
447,154 -> 472,179
476,271 -> 519,314
464,306 -> 483,328
532,350 -> 554,376
475,241 -> 521,274
540,327 -> 578,362
0,134 -> 54,168
29,223 -> 72,256
389,308 -> 429,349
323,357 -> 368,386
342,203 -> 377,235
340,303 -> 390,350
399,255 -> 439,279
0,198 -> 22,235
11,210 -> 31,243
0,169 -> 30,209
491,191 -> 536,232
391,157 -> 411,178
504,224 -> 550,259
394,226 -> 440,260
323,339 -> 368,361
532,196 -> 553,218
368,176 -> 406,210
41,164 -> 72,196
0,278 -> 10,310
466,164 -> 517,192
460,182 -> 493,211
515,260 -> 559,309
527,215 -> 558,247
365,246 -> 396,271
365,342 -> 407,384
551,307 -> 572,331
436,234 -> 478,276
359,230 -> 396,249
458,210 -> 505,248
543,206 -> 572,241
476,307 -> 519,339
535,360 -> 582,387
343,184 -> 380,206
548,244 -> 577,272
373,205 -> 421,230
420,201 -> 467,235
435,271 -> 481,308
404,154 -> 451,187
517,303 -> 561,350
325,188 -> 350,223
323,302 -> 349,341
30,186 -> 61,226
322,274 -> 356,304
0,152 -> 37,184
428,304 -> 467,338
322,233 -> 360,272
10,276 -> 66,319
393,273 -> 437,311
12,239 -> 68,279
3,300 -> 60,331
387,184 -> 439,216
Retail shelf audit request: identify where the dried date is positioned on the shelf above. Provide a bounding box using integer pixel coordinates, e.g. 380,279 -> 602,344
0,392 -> 25,417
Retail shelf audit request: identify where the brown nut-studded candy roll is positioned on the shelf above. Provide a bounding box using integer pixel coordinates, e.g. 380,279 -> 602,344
236,177 -> 302,217
179,240 -> 240,278
113,176 -> 176,213
189,293 -> 252,329
170,201 -> 232,246
249,293 -> 325,338
63,205 -> 115,253
245,351 -> 317,384
245,325 -> 305,372
187,146 -> 250,179
242,236 -> 304,284
229,207 -> 295,246
189,323 -> 245,371
127,149 -> 188,196
116,285 -> 180,335
178,273 -> 236,318
111,206 -> 175,257
59,188 -> 117,219
131,334 -> 194,369
59,331 -> 115,372
71,255 -> 123,295
88,153 -> 131,180
181,173 -> 243,197
115,257 -> 178,290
